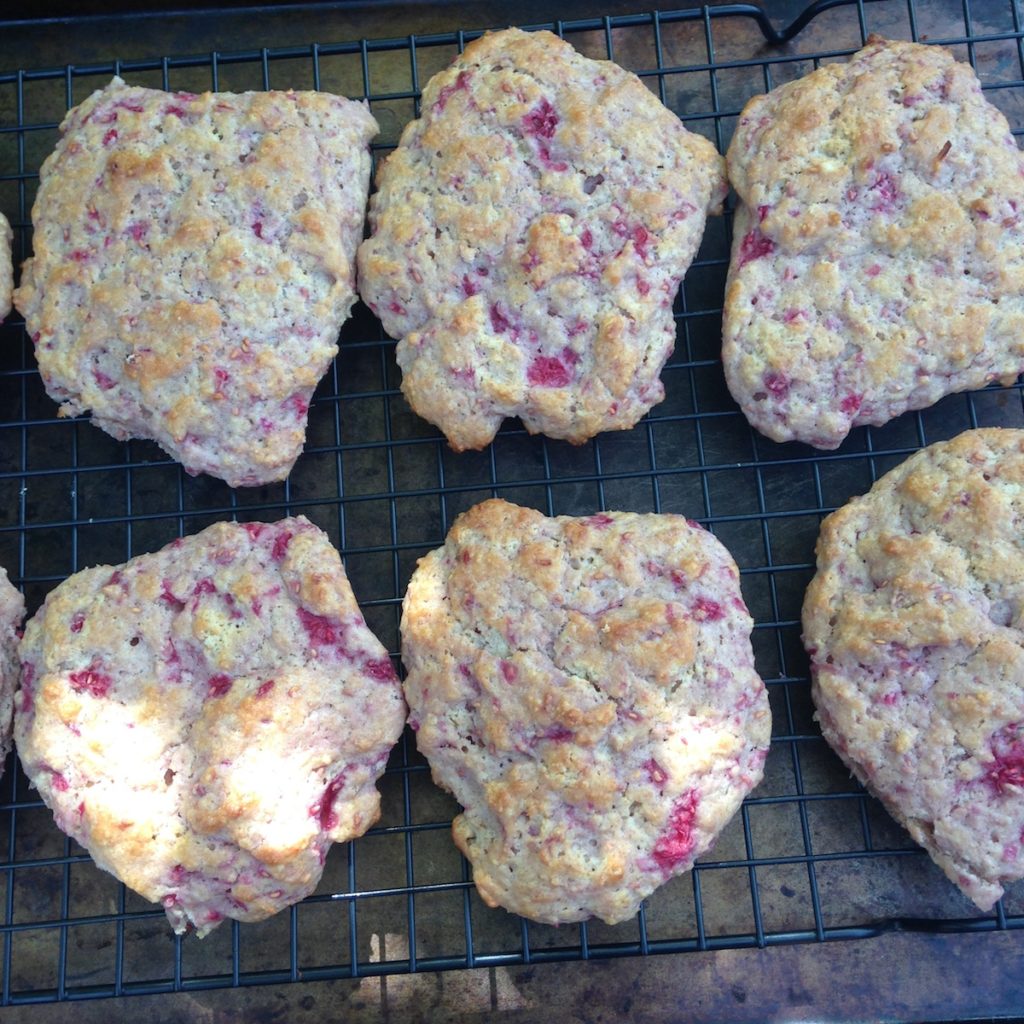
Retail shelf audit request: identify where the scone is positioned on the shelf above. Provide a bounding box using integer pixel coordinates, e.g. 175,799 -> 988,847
0,212 -> 13,319
15,78 -> 377,487
358,28 -> 726,450
723,38 -> 1024,448
0,566 -> 25,776
401,499 -> 770,924
15,517 -> 405,935
804,428 -> 1024,910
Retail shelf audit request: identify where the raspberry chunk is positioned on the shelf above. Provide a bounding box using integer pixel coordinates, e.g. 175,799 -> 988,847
840,393 -> 863,415
363,657 -> 397,682
433,70 -> 472,113
207,674 -> 233,698
984,723 -> 1024,793
870,171 -> 900,212
523,98 -> 558,139
763,371 -> 790,398
298,607 -> 342,647
489,304 -> 512,333
632,225 -> 650,259
315,773 -> 347,829
527,355 -> 570,387
644,758 -> 668,787
545,726 -> 574,742
736,229 -> 775,268
692,597 -> 724,622
271,530 -> 293,561
69,668 -> 112,698
652,790 -> 699,870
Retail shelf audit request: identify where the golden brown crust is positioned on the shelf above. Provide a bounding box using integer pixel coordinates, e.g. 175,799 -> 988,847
724,39 -> 1024,448
402,499 -> 770,924
803,428 -> 1024,909
15,78 -> 377,487
15,517 -> 404,935
358,28 -> 726,450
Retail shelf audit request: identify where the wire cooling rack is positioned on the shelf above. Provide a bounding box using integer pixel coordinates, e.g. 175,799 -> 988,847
2,0 -> 1024,1005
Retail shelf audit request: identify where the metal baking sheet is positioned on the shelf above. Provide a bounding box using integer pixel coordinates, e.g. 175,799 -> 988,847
1,0 -> 1023,1004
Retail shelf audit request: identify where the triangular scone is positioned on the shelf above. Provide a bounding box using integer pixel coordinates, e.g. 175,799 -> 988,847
804,429 -> 1024,909
16,78 -> 377,487
724,39 -> 1024,448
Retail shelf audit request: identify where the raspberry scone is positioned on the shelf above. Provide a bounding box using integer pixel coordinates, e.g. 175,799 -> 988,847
15,78 -> 377,487
14,517 -> 404,936
0,567 -> 24,777
804,429 -> 1024,910
724,38 -> 1024,449
0,212 -> 13,320
358,28 -> 726,450
401,499 -> 770,924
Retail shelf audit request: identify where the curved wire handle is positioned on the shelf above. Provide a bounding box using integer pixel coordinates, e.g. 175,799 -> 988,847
746,0 -> 884,44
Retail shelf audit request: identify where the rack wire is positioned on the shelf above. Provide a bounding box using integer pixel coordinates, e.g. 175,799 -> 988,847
1,0 -> 1023,1005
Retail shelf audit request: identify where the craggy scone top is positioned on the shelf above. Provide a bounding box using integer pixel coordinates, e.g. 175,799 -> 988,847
15,518 -> 405,936
402,499 -> 770,925
804,429 -> 1024,909
358,28 -> 726,450
16,78 -> 377,488
724,39 -> 1024,448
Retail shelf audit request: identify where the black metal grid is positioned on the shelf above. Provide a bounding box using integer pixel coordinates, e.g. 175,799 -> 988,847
2,0 -> 1024,1005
